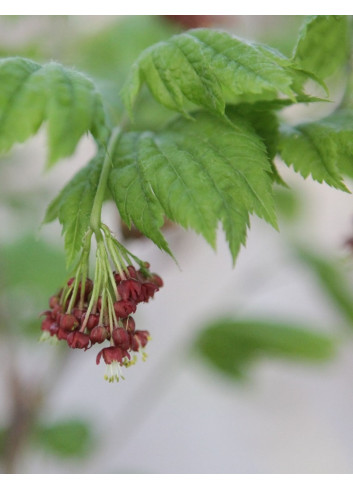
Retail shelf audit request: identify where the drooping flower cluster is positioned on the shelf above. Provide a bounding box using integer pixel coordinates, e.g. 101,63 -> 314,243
40,224 -> 163,382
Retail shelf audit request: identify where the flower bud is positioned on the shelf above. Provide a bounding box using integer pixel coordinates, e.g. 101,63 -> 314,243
141,282 -> 159,302
135,330 -> 149,348
67,278 -> 93,302
60,314 -> 79,331
49,322 -> 59,336
117,279 -> 142,302
127,265 -> 137,279
122,316 -> 135,333
112,327 -> 130,350
67,331 -> 90,350
41,316 -> 54,332
57,328 -> 69,341
113,271 -> 122,284
90,325 -> 109,344
151,274 -> 163,288
49,295 -> 60,309
114,299 -> 137,318
131,330 -> 149,351
40,309 -> 53,319
83,278 -> 93,299
82,313 -> 100,331
130,334 -> 140,352
73,308 -> 84,321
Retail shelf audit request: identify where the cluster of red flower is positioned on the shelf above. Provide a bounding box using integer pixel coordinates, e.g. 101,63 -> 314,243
40,264 -> 163,381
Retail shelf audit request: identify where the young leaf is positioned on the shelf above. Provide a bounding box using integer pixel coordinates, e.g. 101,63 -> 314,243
122,28 -> 300,117
109,111 -> 277,262
33,419 -> 93,458
227,102 -> 281,161
0,57 -> 108,165
226,101 -> 288,186
194,318 -> 336,379
293,16 -> 350,80
278,109 -> 353,191
43,152 -> 104,266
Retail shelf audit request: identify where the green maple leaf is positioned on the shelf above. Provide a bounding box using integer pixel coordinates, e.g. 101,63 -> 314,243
121,28 -> 308,118
293,16 -> 350,80
44,153 -> 103,266
0,57 -> 108,165
108,111 -> 277,263
279,109 -> 353,191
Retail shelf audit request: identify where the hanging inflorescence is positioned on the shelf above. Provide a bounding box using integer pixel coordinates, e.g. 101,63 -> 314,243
40,224 -> 163,382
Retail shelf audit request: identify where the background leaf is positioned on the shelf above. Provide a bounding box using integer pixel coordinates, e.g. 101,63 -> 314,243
298,248 -> 353,328
0,234 -> 66,338
0,57 -> 108,165
0,235 -> 66,293
32,419 -> 93,458
67,16 -> 179,129
293,16 -> 350,80
109,110 -> 277,262
194,318 -> 336,380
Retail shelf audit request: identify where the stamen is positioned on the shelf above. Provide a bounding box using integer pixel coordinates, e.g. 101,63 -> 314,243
103,361 -> 125,383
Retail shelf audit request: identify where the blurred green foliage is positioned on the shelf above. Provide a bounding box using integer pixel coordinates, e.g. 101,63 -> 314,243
194,318 -> 337,380
64,16 -> 179,129
68,16 -> 179,80
298,248 -> 353,327
0,235 -> 66,292
32,419 -> 93,458
257,16 -> 305,58
0,235 -> 66,338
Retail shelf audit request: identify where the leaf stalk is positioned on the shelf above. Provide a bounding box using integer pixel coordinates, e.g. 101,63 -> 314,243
90,126 -> 121,236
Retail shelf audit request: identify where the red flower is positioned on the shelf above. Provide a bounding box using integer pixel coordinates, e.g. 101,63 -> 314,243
49,322 -> 59,336
141,282 -> 159,302
112,327 -> 130,350
96,346 -> 130,366
41,316 -> 54,332
122,316 -> 135,333
41,252 -> 162,381
82,313 -> 100,331
114,299 -> 137,318
57,328 -> 69,341
67,331 -> 90,350
131,330 -> 150,351
60,314 -> 79,331
151,274 -> 163,287
90,325 -> 109,344
117,279 -> 142,302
